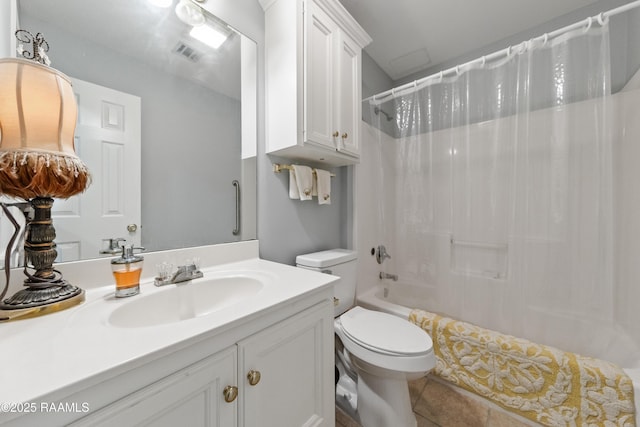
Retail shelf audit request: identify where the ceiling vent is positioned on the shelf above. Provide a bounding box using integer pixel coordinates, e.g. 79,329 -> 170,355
173,41 -> 202,62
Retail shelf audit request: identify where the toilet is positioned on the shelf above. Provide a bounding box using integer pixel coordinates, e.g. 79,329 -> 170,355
296,249 -> 435,427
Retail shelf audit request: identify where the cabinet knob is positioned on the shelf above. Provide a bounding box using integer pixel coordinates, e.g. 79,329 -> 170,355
332,131 -> 339,138
247,369 -> 261,386
223,385 -> 238,403
342,132 -> 348,140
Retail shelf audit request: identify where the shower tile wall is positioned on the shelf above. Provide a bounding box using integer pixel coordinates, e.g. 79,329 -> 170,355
614,88 -> 640,344
357,85 -> 640,363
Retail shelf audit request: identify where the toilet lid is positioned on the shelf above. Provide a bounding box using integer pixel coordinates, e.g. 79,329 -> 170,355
340,307 -> 433,356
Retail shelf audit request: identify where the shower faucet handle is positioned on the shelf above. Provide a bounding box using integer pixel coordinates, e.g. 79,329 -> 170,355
376,245 -> 391,264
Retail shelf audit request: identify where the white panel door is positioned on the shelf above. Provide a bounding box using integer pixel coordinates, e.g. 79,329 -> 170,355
52,78 -> 141,261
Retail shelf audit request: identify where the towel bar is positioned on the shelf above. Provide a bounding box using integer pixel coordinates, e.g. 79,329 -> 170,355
272,163 -> 335,177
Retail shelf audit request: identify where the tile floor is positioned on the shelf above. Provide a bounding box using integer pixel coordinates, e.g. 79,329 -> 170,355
335,373 -> 536,427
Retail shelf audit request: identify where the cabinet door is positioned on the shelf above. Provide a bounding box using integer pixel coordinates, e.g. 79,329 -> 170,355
238,301 -> 334,427
305,1 -> 338,150
70,347 -> 238,427
336,31 -> 361,158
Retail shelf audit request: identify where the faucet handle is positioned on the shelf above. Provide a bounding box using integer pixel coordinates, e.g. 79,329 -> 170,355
122,245 -> 145,259
376,245 -> 391,264
156,262 -> 173,282
100,237 -> 126,254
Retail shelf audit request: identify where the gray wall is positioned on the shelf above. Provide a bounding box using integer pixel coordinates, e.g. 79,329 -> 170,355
362,50 -> 394,99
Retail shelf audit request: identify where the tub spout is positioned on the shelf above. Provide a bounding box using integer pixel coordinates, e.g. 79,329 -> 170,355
379,272 -> 398,281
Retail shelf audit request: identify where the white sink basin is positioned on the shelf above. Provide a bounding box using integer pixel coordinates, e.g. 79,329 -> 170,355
109,274 -> 265,328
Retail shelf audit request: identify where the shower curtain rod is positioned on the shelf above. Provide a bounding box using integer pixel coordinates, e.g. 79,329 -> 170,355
364,0 -> 640,103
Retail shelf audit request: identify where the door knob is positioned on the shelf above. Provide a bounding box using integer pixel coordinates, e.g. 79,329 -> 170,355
342,132 -> 348,140
247,369 -> 261,386
332,131 -> 339,138
223,385 -> 238,402
127,224 -> 138,232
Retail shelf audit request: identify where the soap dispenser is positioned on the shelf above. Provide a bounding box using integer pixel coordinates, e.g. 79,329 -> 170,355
111,245 -> 145,297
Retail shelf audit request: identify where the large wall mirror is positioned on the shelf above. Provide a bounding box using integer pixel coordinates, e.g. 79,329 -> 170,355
1,0 -> 257,268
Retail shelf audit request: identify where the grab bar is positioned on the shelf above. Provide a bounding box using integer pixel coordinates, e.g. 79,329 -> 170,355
232,180 -> 240,236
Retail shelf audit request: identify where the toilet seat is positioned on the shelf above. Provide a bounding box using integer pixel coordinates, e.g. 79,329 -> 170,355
340,306 -> 432,356
335,307 -> 435,374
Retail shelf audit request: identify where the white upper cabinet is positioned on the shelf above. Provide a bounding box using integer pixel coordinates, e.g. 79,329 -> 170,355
261,0 -> 371,166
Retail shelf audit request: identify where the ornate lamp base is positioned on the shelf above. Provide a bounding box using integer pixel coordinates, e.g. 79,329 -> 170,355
0,291 -> 84,322
0,196 -> 85,321
1,280 -> 83,309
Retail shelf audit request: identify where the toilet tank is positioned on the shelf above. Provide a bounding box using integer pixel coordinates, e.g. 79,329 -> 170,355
296,249 -> 357,317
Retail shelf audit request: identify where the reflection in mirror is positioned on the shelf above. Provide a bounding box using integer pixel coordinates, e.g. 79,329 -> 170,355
1,0 -> 257,269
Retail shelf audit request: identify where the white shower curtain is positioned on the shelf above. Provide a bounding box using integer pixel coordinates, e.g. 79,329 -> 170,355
367,20 -> 640,365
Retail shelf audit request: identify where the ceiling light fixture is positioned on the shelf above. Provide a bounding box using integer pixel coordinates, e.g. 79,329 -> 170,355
175,0 -> 205,26
189,24 -> 228,49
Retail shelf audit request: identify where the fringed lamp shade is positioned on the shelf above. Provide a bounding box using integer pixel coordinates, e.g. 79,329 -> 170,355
0,58 -> 89,199
0,57 -> 90,316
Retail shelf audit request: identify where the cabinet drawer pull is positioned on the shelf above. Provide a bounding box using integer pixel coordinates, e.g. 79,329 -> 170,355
247,369 -> 261,386
223,385 -> 238,403
332,131 -> 339,138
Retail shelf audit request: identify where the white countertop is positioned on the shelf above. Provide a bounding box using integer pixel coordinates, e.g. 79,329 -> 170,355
0,254 -> 337,410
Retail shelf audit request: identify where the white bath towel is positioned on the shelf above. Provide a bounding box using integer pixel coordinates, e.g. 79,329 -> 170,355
315,168 -> 332,205
292,165 -> 314,200
288,169 -> 300,199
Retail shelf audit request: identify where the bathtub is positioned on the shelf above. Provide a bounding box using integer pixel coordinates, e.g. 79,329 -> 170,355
356,284 -> 640,422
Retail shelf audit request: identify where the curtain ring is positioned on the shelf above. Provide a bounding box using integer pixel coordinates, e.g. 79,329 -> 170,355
597,12 -> 608,26
481,56 -> 486,66
542,33 -> 549,45
583,17 -> 593,32
517,41 -> 527,54
455,65 -> 461,76
438,71 -> 444,80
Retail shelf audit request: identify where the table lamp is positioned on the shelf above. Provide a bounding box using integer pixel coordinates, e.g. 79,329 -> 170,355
0,30 -> 90,319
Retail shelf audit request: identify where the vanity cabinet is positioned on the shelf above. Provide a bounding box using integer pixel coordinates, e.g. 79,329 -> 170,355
239,300 -> 332,426
69,348 -> 239,427
69,300 -> 334,427
261,0 -> 371,166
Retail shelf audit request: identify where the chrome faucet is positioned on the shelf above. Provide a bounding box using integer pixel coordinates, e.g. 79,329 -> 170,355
379,272 -> 398,281
154,260 -> 203,286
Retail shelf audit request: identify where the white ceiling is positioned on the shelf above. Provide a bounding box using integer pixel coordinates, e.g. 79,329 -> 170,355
338,0 -> 602,81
